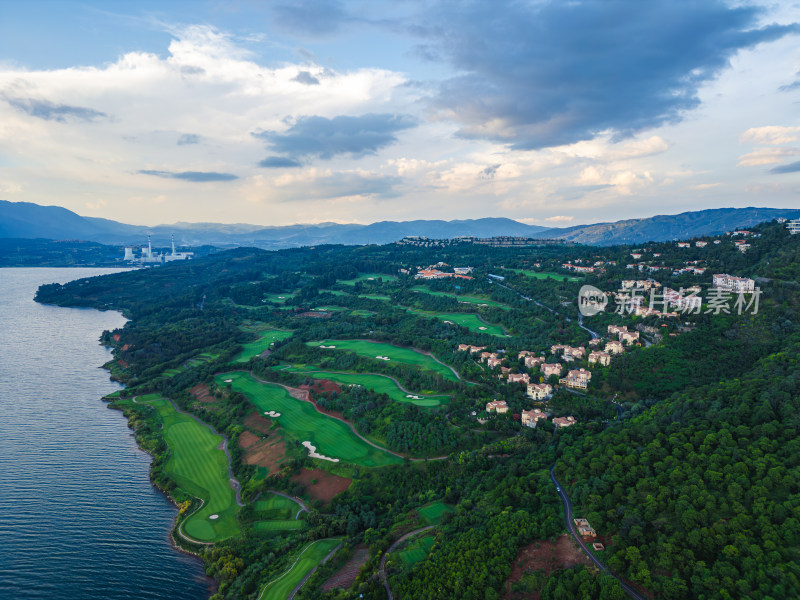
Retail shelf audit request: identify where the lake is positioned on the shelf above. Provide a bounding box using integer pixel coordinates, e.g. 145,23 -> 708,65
0,268 -> 210,600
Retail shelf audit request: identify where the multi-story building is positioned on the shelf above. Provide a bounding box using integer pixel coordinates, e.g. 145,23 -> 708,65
485,400 -> 509,414
588,351 -> 611,366
521,409 -> 547,428
526,383 -> 553,400
712,274 -> 756,293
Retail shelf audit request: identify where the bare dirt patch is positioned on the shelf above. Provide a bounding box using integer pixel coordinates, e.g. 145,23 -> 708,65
321,546 -> 369,591
291,467 -> 352,503
189,383 -> 216,403
504,534 -> 592,599
238,430 -> 260,450
290,381 -> 345,420
243,437 -> 287,473
243,410 -> 272,434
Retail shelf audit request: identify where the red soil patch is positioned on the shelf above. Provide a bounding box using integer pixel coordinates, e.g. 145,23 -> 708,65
243,437 -> 287,473
189,384 -> 216,403
289,382 -> 345,420
121,344 -> 131,352
117,360 -> 129,368
243,411 -> 272,434
504,534 -> 592,599
291,467 -> 352,503
321,546 -> 369,591
113,334 -> 121,342
238,431 -> 260,450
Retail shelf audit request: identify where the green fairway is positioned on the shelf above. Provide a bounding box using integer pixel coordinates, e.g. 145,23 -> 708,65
278,365 -> 449,407
339,273 -> 397,285
235,328 -> 294,362
254,519 -> 307,532
398,534 -> 435,567
307,339 -> 459,382
215,372 -> 402,467
417,501 -> 454,525
358,293 -> 391,301
508,269 -> 581,282
404,309 -> 509,337
254,492 -> 304,520
409,286 -> 510,309
137,395 -> 239,542
258,538 -> 342,600
264,293 -> 295,304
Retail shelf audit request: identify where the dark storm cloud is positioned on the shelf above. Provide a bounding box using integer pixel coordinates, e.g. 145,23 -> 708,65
292,71 -> 320,85
415,0 -> 799,149
6,97 -> 106,122
254,113 -> 416,160
177,134 -> 200,145
258,156 -> 303,168
770,161 -> 800,174
138,170 -> 239,182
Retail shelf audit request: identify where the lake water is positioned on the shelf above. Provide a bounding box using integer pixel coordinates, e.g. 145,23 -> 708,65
0,268 -> 210,600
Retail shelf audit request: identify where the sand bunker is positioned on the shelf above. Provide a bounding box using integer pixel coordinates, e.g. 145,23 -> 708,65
224,379 -> 233,383
302,441 -> 339,462
375,355 -> 390,361
264,410 -> 281,418
444,320 -> 454,324
478,326 -> 487,330
406,394 -> 423,400
320,344 -> 337,349
209,514 -> 219,520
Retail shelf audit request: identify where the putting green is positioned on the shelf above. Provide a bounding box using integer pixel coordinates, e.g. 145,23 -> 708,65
339,273 -> 397,285
417,501 -> 454,525
258,538 -> 342,600
278,365 -> 449,407
137,395 -> 239,542
307,339 -> 459,382
409,286 -> 510,309
404,309 -> 508,337
215,372 -> 401,467
508,269 -> 581,282
235,329 -> 294,363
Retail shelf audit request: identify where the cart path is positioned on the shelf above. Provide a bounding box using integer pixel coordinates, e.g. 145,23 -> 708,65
550,465 -> 648,600
379,526 -> 436,600
286,541 -> 342,600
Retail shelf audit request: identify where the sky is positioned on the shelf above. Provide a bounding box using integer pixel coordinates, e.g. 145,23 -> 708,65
1,0 -> 799,228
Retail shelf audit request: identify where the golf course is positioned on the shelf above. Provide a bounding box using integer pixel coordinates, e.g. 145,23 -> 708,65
338,273 -> 397,285
277,365 -> 450,407
136,394 -> 240,543
403,309 -> 509,337
409,286 -> 511,309
235,328 -> 294,363
215,372 -> 402,467
258,538 -> 342,600
307,339 -> 459,382
507,269 -> 581,282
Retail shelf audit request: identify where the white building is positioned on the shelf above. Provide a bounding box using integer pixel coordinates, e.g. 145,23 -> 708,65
713,274 -> 755,293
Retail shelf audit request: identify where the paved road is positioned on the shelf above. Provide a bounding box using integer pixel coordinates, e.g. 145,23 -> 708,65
379,526 -> 436,600
550,465 -> 647,600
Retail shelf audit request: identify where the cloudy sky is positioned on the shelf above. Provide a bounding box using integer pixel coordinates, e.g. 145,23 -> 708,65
1,0 -> 799,227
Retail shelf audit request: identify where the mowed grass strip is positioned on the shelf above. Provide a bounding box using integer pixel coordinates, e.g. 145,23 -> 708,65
215,372 -> 401,467
307,339 -> 458,382
507,269 -> 581,282
279,366 -> 448,407
409,286 -> 511,309
235,328 -> 294,363
404,309 -> 508,337
417,501 -> 454,525
138,395 -> 239,542
259,538 -> 342,600
398,534 -> 435,567
338,273 -> 397,285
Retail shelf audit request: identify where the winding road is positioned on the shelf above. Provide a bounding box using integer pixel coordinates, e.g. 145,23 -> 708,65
550,465 -> 647,600
379,526 -> 436,600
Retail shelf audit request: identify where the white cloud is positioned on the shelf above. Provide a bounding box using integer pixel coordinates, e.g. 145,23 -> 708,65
740,126 -> 800,146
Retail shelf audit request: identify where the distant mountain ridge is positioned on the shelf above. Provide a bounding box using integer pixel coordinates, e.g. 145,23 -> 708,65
1,200 -> 797,249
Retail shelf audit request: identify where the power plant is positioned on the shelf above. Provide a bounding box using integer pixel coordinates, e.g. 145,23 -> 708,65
123,235 -> 194,264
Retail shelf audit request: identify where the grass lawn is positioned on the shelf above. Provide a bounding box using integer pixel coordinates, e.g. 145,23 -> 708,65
404,309 -> 509,337
264,293 -> 295,304
338,273 -> 397,285
215,372 -> 402,467
398,534 -> 435,568
137,394 -> 239,543
508,269 -> 581,282
417,501 -> 454,525
254,492 -> 303,520
358,293 -> 391,301
258,538 -> 342,600
278,365 -> 449,407
235,328 -> 294,363
409,286 -> 511,309
307,339 -> 458,382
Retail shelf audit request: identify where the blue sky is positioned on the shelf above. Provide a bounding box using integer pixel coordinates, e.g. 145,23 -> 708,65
0,0 -> 799,226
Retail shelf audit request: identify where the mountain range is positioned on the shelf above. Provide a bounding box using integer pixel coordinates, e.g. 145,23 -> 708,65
1,200 -> 797,249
